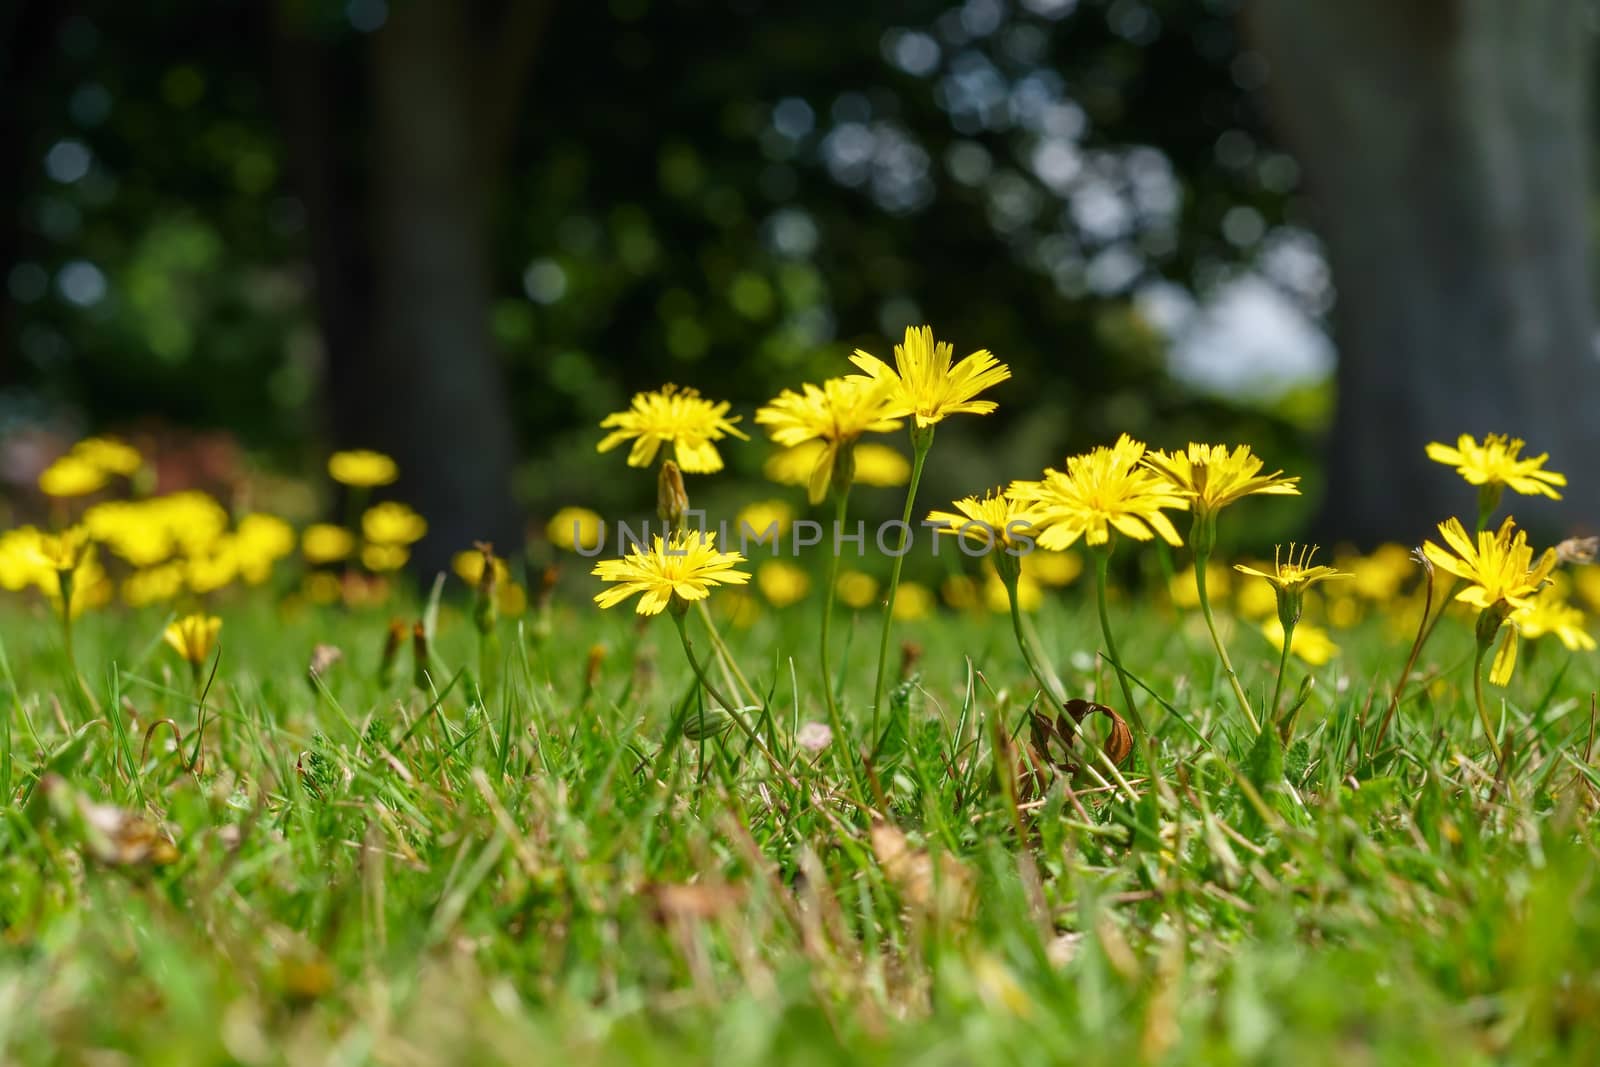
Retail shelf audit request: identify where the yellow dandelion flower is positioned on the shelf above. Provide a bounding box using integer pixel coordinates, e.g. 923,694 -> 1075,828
764,440 -> 913,492
362,543 -> 410,573
302,523 -> 356,565
1234,572 -> 1280,619
185,543 -> 239,594
362,502 -> 427,546
1511,585 -> 1596,652
1023,549 -> 1082,587
984,571 -> 1042,613
1574,567 -> 1600,613
1260,617 -> 1338,666
892,580 -> 935,621
164,613 -> 221,666
925,490 -> 1041,553
1142,442 -> 1299,513
121,563 -> 185,607
547,506 -> 605,552
236,513 -> 295,582
1340,543 -> 1415,601
835,570 -> 879,610
736,499 -> 794,541
1169,561 -> 1233,609
591,529 -> 749,615
754,377 -> 902,502
848,325 -> 1010,427
329,449 -> 399,488
1007,435 -> 1188,551
453,548 -> 509,586
70,436 -> 143,476
596,384 -> 748,474
756,560 -> 811,607
31,526 -> 93,575
1233,543 -> 1349,595
1422,517 -> 1556,614
1425,433 -> 1565,500
38,455 -> 107,498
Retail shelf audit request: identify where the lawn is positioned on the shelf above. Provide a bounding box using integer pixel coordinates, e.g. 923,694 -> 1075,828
3,566 -> 1598,1065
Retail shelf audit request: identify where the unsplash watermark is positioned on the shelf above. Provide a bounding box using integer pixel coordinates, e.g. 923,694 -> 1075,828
566,512 -> 1039,559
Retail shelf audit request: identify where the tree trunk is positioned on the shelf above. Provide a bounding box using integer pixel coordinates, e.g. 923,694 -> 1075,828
367,0 -> 521,573
1247,0 -> 1599,545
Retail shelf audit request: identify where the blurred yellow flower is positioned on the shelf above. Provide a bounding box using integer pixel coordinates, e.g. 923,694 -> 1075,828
1327,595 -> 1362,630
596,384 -> 747,473
1574,566 -> 1600,613
1023,549 -> 1082,587
985,571 -> 1041,613
31,526 -> 93,574
70,436 -> 143,476
1511,585 -> 1596,652
302,523 -> 356,565
835,570 -> 879,610
186,545 -> 240,594
235,514 -> 295,583
362,502 -> 427,545
0,528 -> 48,591
164,613 -> 221,666
453,548 -> 509,585
547,506 -> 605,552
362,543 -> 410,573
1233,570 -> 1282,619
591,530 -> 749,615
1169,561 -> 1233,608
754,376 -> 901,502
892,580 -> 935,621
1007,435 -> 1187,551
497,581 -> 528,617
1341,543 -> 1415,601
38,456 -> 107,498
735,499 -> 794,541
848,325 -> 1010,427
941,574 -> 981,611
1260,617 -> 1338,666
1425,433 -> 1565,499
121,564 -> 185,608
84,501 -> 173,567
329,449 -> 399,488
756,560 -> 811,607
764,441 -> 911,491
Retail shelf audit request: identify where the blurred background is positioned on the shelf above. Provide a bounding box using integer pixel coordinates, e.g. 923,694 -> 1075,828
3,0 -> 1597,573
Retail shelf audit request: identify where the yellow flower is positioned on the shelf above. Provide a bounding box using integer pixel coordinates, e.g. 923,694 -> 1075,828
38,456 -> 107,498
235,514 -> 295,583
362,502 -> 427,545
1340,543 -> 1415,601
1260,617 -> 1338,666
596,384 -> 748,473
362,543 -> 410,573
925,490 -> 1041,553
848,325 -> 1010,427
1575,567 -> 1600,614
941,574 -> 981,611
547,507 -> 605,552
1006,435 -> 1188,551
1023,550 -> 1082,587
1510,585 -> 1596,652
302,524 -> 356,565
1233,543 -> 1349,596
985,571 -> 1042,613
164,614 -> 221,666
1169,561 -> 1233,608
756,560 -> 811,607
754,377 -> 902,502
592,530 -> 749,615
84,501 -> 172,567
1422,517 -> 1556,614
329,449 -> 399,488
186,544 -> 239,594
453,548 -> 509,585
31,526 -> 93,574
162,492 -> 230,556
1234,573 -> 1281,619
71,436 -> 144,476
1425,433 -> 1565,499
892,580 -> 935,621
122,564 -> 185,607
764,441 -> 912,492
736,499 -> 794,541
835,570 -> 879,610
1141,443 -> 1298,520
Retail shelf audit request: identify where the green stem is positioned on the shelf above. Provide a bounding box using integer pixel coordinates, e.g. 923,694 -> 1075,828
1003,570 -> 1064,706
693,599 -> 761,707
671,610 -> 790,780
869,429 -> 933,738
819,486 -> 869,807
1270,619 -> 1294,724
1471,636 -> 1505,772
1092,546 -> 1143,734
1193,551 -> 1259,734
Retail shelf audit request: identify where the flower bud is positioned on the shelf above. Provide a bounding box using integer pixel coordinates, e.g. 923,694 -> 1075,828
472,541 -> 498,637
658,460 -> 688,531
411,621 -> 431,692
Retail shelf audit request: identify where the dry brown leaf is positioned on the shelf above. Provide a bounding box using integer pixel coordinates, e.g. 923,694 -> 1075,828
1029,697 -> 1133,776
645,882 -> 747,923
77,797 -> 178,866
870,821 -> 974,919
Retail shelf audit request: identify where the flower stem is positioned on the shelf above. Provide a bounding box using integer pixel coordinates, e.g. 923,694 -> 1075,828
671,610 -> 789,781
1092,546 -> 1143,734
869,428 -> 933,739
1471,638 -> 1505,772
819,485 -> 869,807
1270,618 -> 1294,724
1003,570 -> 1064,705
694,599 -> 761,707
1193,550 -> 1259,734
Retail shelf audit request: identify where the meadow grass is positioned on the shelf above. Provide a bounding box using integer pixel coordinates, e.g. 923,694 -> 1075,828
2,583 -> 1599,1066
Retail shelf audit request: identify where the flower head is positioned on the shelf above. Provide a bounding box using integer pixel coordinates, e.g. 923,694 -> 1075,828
362,502 -> 428,546
765,441 -> 909,490
71,436 -> 143,477
925,490 -> 1041,554
592,529 -> 749,615
1141,442 -> 1299,540
1260,617 -> 1338,666
1511,584 -> 1596,653
755,377 -> 901,502
755,560 -> 810,607
547,506 -> 605,552
31,526 -> 94,575
329,450 -> 399,488
596,384 -> 747,473
1234,543 -> 1350,629
1425,434 -> 1565,499
1006,435 -> 1188,551
164,614 -> 221,667
848,325 -> 1010,428
1421,517 -> 1556,614
38,456 -> 107,498
302,523 -> 356,564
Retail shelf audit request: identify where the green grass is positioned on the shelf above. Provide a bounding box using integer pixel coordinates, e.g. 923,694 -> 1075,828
3,585 -> 1599,1065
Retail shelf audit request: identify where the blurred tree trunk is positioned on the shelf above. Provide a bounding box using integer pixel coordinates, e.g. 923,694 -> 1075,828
271,0 -> 552,573
1248,0 -> 1599,544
